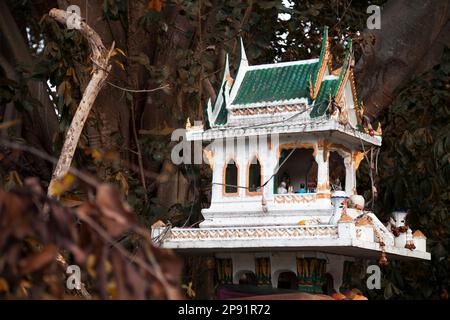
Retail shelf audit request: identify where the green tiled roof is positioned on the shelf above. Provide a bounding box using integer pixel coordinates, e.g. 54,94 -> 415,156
232,61 -> 319,105
310,78 -> 338,118
215,92 -> 228,125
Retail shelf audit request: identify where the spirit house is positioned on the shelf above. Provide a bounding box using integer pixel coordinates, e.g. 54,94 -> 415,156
152,27 -> 430,295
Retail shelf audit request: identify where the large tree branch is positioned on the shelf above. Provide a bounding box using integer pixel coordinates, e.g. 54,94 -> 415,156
354,0 -> 450,120
47,8 -> 114,196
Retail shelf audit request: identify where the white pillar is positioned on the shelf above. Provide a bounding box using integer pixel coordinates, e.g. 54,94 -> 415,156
344,155 -> 356,195
315,147 -> 331,198
211,159 -> 224,202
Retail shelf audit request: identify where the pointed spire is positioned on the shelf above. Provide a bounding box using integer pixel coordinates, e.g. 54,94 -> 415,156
207,53 -> 230,127
206,98 -> 213,125
224,53 -> 230,77
239,37 -> 248,68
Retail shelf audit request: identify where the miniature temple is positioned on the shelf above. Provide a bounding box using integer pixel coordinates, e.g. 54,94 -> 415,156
152,27 -> 430,295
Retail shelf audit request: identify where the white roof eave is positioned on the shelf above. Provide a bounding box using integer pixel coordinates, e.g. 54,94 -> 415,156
186,120 -> 382,147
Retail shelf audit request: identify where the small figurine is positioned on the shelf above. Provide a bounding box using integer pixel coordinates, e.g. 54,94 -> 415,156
331,177 -> 342,191
277,181 -> 288,194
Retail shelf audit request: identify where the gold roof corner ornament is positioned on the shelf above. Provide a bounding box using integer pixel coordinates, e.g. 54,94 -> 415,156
185,117 -> 191,130
186,119 -> 204,132
225,74 -> 234,87
152,220 -> 166,228
376,122 -> 382,135
203,149 -> 214,169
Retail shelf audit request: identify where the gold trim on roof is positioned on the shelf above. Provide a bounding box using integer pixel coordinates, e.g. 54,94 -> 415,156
310,39 -> 330,100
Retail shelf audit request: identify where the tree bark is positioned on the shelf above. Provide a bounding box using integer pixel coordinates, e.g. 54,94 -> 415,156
355,0 -> 450,120
0,1 -> 59,153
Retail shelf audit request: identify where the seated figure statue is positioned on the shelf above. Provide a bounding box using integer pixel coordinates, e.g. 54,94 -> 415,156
277,181 -> 288,194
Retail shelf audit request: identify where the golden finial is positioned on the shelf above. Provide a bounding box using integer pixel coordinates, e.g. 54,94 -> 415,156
376,122 -> 382,135
185,117 -> 191,130
359,101 -> 365,117
225,74 -> 234,87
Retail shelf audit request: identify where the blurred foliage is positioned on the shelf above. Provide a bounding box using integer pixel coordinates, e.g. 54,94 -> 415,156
0,179 -> 181,299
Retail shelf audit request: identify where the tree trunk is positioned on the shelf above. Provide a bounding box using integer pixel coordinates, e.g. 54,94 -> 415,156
355,0 -> 450,120
0,1 -> 59,154
60,0 -> 131,181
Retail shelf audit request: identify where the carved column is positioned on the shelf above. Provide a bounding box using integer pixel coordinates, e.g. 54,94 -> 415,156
315,141 -> 330,197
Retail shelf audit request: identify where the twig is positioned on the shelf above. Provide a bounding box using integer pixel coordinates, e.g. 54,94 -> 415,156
129,96 -> 148,202
106,81 -> 170,93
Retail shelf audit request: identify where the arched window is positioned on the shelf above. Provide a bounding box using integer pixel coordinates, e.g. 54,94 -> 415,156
248,157 -> 262,194
224,159 -> 238,194
329,151 -> 346,191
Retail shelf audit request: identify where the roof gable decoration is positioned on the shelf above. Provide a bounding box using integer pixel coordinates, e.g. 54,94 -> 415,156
207,38 -> 249,127
333,40 -> 353,104
207,54 -> 232,126
227,37 -> 250,109
309,26 -> 331,100
328,40 -> 364,128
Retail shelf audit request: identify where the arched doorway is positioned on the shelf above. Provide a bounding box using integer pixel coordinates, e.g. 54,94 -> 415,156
235,270 -> 257,286
276,271 -> 298,290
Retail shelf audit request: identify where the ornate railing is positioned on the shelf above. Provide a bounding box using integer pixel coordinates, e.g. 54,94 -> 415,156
165,225 -> 338,241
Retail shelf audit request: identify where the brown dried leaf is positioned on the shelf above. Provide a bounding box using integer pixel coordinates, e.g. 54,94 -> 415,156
19,244 -> 57,275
